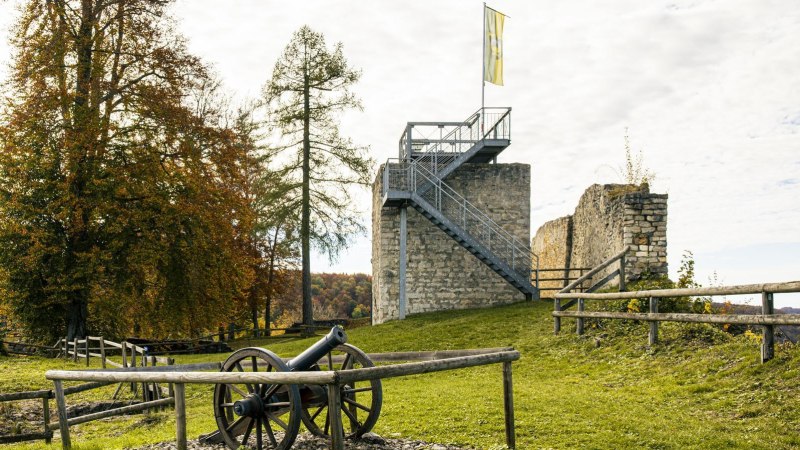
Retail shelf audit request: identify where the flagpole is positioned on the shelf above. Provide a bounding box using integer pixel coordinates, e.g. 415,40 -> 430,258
481,2 -> 486,133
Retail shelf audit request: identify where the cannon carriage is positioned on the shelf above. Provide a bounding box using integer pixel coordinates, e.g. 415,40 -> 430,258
210,326 -> 382,450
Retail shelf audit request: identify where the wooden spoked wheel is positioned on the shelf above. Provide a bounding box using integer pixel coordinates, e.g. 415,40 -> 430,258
213,348 -> 301,450
300,343 -> 383,439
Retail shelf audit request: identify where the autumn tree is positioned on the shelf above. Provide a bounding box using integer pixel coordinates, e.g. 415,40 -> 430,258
263,26 -> 373,328
0,0 -> 254,341
236,107 -> 301,336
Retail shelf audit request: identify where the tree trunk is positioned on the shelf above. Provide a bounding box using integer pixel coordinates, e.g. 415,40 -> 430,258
301,57 -> 313,329
65,296 -> 88,342
250,303 -> 259,338
65,0 -> 96,342
264,226 -> 280,337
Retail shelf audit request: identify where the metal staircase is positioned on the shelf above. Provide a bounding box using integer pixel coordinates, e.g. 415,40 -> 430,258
382,107 -> 539,299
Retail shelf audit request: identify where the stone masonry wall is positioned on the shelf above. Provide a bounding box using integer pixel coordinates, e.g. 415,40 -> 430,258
531,216 -> 572,293
372,163 -> 530,324
532,184 -> 667,292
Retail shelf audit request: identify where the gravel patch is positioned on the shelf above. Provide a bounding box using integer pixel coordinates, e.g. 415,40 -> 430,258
132,432 -> 469,450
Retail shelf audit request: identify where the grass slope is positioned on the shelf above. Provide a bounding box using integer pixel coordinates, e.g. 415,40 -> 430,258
2,300 -> 800,449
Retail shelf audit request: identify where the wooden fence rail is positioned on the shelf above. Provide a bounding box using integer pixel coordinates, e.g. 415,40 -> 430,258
0,379 -> 122,445
46,348 -> 521,450
554,280 -> 800,363
553,246 -> 629,335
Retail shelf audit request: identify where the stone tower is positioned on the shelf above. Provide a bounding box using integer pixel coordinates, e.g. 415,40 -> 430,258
371,108 -> 537,324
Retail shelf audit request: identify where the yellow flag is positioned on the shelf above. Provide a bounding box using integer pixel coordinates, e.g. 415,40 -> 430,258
484,6 -> 505,86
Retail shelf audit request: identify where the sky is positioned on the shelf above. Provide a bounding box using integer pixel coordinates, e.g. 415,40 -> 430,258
0,1 -> 798,306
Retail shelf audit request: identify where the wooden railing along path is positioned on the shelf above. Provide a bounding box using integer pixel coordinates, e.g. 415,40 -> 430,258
555,281 -> 800,363
45,348 -> 521,450
0,336 -> 175,445
553,246 -> 629,335
56,336 -> 173,369
553,246 -> 800,363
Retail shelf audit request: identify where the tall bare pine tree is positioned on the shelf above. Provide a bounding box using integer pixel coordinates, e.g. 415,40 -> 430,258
263,26 -> 373,327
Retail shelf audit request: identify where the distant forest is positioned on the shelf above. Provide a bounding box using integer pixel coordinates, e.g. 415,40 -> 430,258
270,272 -> 372,328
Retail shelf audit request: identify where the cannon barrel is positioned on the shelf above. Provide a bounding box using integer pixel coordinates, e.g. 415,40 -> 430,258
287,326 -> 348,371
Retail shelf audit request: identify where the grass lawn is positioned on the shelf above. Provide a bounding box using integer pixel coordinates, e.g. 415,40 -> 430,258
2,300 -> 800,449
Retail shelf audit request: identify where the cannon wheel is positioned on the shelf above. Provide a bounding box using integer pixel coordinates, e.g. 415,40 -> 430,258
301,343 -> 382,439
213,347 -> 301,450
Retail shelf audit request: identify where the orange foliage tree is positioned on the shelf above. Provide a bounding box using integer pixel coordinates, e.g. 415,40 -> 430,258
0,1 -> 257,341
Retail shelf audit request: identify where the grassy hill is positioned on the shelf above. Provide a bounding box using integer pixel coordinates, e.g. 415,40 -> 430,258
3,300 -> 800,449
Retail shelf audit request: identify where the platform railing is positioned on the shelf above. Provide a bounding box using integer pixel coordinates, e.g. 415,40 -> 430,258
398,107 -> 511,177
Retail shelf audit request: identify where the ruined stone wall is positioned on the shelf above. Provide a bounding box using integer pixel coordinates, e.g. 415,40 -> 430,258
531,184 -> 668,291
531,216 -> 572,294
372,163 -> 530,324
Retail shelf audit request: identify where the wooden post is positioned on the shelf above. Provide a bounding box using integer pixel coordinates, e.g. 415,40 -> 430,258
53,380 -> 71,450
503,361 -> 516,449
72,338 -> 78,363
42,395 -> 51,444
649,297 -> 659,345
131,344 -> 138,395
121,341 -> 128,368
762,292 -> 775,363
63,337 -> 68,360
553,299 -> 561,335
131,343 -> 137,367
142,354 -> 148,402
619,254 -> 627,292
174,383 -> 187,450
84,338 -> 90,366
328,384 -> 344,450
99,338 -> 106,369
576,298 -> 585,335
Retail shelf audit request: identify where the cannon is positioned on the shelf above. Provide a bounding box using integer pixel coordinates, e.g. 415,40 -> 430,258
209,326 -> 382,450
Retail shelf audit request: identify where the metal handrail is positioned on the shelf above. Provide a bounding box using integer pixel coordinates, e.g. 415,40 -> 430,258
399,107 -> 511,163
385,159 -> 531,278
387,106 -> 542,288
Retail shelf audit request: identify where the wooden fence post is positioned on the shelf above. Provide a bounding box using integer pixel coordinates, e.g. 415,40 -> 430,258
142,354 -> 148,402
553,299 -> 561,335
131,343 -> 137,367
576,298 -> 585,335
84,339 -> 89,367
53,380 -> 71,450
328,384 -> 344,450
121,341 -> 128,368
42,395 -> 51,444
63,337 -> 68,360
503,361 -> 516,449
130,344 -> 138,395
762,292 -> 775,363
72,338 -> 78,363
173,383 -> 187,450
649,297 -> 659,345
99,338 -> 106,369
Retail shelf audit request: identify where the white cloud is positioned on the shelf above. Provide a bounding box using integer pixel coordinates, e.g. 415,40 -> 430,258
0,0 -> 797,290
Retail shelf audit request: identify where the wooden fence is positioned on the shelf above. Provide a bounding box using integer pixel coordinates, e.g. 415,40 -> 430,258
45,348 -> 521,450
0,337 -> 176,445
554,280 -> 800,363
56,336 -> 173,369
553,246 -> 629,334
535,267 -> 591,295
0,380 -> 115,445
